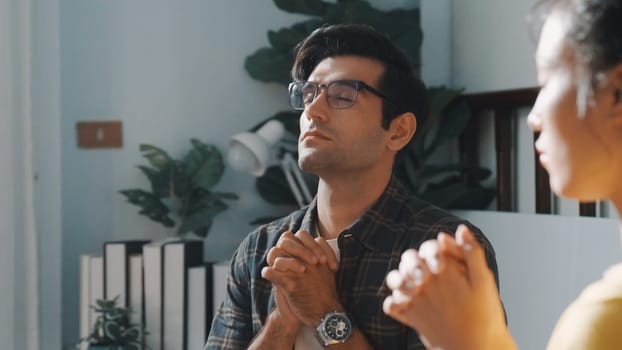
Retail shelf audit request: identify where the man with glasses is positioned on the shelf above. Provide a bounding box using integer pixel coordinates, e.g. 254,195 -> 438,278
205,24 -> 499,350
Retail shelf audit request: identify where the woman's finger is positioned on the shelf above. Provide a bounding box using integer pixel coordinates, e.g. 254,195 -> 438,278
456,224 -> 493,287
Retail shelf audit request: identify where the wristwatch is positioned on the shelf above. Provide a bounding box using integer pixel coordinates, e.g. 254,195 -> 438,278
315,311 -> 354,346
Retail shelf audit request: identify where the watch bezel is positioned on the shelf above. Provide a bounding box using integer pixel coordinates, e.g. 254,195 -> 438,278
316,311 -> 353,346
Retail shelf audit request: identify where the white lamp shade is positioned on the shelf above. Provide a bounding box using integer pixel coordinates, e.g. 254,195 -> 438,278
227,120 -> 285,176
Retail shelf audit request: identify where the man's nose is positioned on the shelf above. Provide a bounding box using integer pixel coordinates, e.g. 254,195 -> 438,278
304,88 -> 329,121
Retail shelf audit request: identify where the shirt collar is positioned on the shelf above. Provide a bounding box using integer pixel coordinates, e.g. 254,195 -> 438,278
300,176 -> 410,251
300,198 -> 317,236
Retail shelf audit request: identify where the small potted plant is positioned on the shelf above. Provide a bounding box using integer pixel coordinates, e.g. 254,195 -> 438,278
77,297 -> 143,350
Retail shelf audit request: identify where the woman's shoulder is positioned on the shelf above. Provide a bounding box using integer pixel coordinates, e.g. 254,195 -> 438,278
547,263 -> 622,349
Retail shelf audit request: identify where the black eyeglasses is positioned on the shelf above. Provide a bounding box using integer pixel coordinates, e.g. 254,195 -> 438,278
288,79 -> 395,111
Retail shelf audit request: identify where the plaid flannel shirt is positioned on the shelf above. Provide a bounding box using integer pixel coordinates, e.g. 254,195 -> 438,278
205,176 -> 499,350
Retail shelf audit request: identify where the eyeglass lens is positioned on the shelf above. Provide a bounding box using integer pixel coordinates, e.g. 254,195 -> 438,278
290,81 -> 359,110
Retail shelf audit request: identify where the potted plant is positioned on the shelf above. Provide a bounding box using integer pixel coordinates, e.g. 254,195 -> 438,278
77,297 -> 143,350
244,0 -> 494,216
119,139 -> 238,238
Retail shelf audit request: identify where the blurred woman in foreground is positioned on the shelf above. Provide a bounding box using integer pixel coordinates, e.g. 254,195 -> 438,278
384,0 -> 622,349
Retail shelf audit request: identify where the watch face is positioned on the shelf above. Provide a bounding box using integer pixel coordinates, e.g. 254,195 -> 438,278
324,314 -> 352,341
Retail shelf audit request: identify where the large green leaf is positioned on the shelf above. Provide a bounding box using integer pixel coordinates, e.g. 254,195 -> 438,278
420,181 -> 495,210
391,26 -> 422,68
169,160 -> 192,198
273,0 -> 328,16
268,29 -> 305,53
179,189 -> 234,218
139,144 -> 171,170
428,86 -> 463,119
324,0 -> 376,24
291,19 -> 325,38
192,226 -> 207,238
210,191 -> 239,201
417,164 -> 491,182
394,153 -> 420,193
406,88 -> 462,161
250,111 -> 300,135
374,8 -> 420,38
256,166 -> 298,206
244,47 -> 294,84
118,189 -> 175,227
380,7 -> 419,37
177,199 -> 228,235
137,165 -> 169,197
268,20 -> 322,52
425,99 -> 472,159
185,139 -> 224,190
413,87 -> 469,160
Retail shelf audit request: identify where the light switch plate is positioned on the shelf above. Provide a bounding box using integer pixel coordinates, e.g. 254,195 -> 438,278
76,120 -> 123,149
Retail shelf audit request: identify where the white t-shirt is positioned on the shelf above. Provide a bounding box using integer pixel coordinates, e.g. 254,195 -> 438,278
294,238 -> 340,349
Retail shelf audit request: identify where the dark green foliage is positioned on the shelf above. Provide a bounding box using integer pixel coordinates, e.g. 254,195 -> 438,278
273,0 -> 327,16
119,139 -> 238,238
394,86 -> 495,209
245,0 -> 420,84
256,166 -> 299,206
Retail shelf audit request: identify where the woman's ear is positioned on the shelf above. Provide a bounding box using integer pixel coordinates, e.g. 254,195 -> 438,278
386,112 -> 417,152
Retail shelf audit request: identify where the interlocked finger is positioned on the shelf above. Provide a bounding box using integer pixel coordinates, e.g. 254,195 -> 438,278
266,246 -> 287,267
295,230 -> 325,264
419,240 -> 440,274
398,249 -> 425,288
276,231 -> 318,265
314,236 -> 339,271
272,256 -> 306,273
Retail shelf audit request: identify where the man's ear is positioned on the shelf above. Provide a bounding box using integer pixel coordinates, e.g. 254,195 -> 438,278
386,112 -> 417,152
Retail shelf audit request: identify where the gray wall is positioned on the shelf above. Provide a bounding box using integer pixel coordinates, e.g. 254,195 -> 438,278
452,0 -> 537,92
33,0 -> 62,349
455,211 -> 622,350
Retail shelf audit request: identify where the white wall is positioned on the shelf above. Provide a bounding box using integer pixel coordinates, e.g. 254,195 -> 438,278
1,0 -> 61,348
451,0 -> 538,92
455,211 -> 622,350
33,0 -> 62,348
421,0 -> 452,86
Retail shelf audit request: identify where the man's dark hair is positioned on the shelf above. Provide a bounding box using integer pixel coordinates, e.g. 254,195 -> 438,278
291,23 -> 429,131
